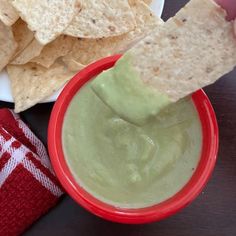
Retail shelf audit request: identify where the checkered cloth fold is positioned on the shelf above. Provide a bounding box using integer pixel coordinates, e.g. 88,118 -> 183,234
0,109 -> 63,236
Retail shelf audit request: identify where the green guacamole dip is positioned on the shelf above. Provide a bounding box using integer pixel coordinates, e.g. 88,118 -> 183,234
92,54 -> 171,126
62,81 -> 202,208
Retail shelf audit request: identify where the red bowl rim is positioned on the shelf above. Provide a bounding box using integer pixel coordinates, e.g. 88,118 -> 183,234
48,54 -> 219,224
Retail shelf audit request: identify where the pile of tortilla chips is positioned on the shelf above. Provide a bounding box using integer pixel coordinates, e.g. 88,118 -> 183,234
0,0 -> 161,112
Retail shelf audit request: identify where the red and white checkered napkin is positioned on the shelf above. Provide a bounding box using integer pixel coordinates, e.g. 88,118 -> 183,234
0,109 -> 63,236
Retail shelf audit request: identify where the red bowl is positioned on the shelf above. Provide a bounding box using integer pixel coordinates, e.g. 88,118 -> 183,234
48,55 -> 219,224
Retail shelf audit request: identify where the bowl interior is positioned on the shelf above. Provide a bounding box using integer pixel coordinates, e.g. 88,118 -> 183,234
48,55 -> 218,224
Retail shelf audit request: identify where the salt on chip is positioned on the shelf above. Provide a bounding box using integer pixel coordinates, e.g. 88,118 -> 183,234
128,0 -> 236,102
11,19 -> 34,59
30,35 -> 77,68
7,62 -> 75,112
64,0 -> 136,38
0,0 -> 19,26
11,0 -> 80,45
63,0 -> 162,66
142,0 -> 152,5
0,20 -> 17,72
10,39 -> 43,65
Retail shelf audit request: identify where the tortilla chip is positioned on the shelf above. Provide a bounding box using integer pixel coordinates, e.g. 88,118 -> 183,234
11,19 -> 34,59
0,21 -> 17,72
62,57 -> 85,72
64,0 -> 136,38
63,0 -> 162,66
11,0 -> 80,44
10,39 -> 43,65
128,0 -> 236,101
0,0 -> 19,26
30,35 -> 76,68
7,62 -> 75,112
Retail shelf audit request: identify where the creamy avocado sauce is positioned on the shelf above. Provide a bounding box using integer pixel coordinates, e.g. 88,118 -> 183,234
62,81 -> 202,208
92,54 -> 171,126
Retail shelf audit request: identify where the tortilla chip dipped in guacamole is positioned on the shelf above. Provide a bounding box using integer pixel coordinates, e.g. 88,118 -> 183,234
92,0 -> 236,125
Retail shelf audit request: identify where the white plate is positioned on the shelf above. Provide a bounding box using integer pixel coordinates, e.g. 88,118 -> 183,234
0,0 -> 165,103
